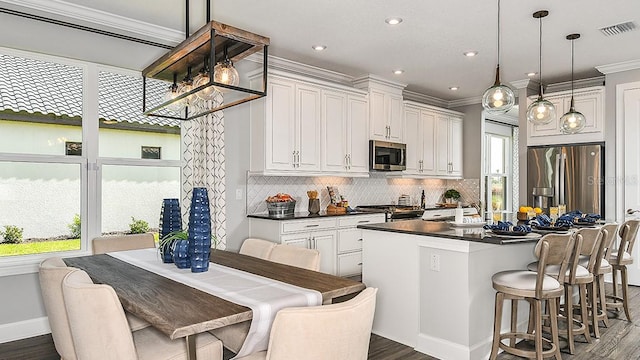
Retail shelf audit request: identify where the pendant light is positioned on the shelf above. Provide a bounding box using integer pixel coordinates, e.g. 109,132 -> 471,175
526,10 -> 555,125
482,0 -> 515,114
559,33 -> 586,134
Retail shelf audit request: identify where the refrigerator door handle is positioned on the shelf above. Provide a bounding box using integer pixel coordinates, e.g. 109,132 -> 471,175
559,153 -> 566,205
554,154 -> 561,206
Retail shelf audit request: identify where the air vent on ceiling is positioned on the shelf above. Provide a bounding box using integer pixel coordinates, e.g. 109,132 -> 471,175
599,21 -> 637,36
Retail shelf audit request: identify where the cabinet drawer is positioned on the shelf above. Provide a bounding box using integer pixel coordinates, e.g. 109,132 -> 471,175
338,228 -> 363,253
338,252 -> 362,277
338,214 -> 384,227
281,218 -> 336,233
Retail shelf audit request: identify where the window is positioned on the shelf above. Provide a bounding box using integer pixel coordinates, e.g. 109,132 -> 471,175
0,50 -> 181,274
484,122 -> 514,222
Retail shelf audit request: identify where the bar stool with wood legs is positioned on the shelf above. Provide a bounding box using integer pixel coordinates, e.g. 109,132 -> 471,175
607,219 -> 640,321
490,233 -> 574,360
572,228 -> 604,339
580,224 -> 617,337
527,231 -> 592,355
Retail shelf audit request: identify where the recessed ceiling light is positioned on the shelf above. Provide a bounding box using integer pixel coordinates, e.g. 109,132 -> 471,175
527,72 -> 538,77
463,51 -> 478,57
312,45 -> 327,51
393,69 -> 404,75
385,18 -> 403,25
449,86 -> 459,91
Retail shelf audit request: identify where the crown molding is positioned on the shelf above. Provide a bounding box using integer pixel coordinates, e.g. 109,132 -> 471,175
402,90 -> 448,108
596,59 -> 640,75
510,79 -> 533,90
352,74 -> 407,91
245,53 -> 355,86
545,76 -> 605,94
448,96 -> 483,108
2,0 -> 183,44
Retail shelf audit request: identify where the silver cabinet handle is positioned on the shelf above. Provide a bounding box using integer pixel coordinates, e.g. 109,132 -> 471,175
357,238 -> 363,241
305,224 -> 320,228
344,154 -> 348,169
297,151 -> 300,167
347,154 -> 351,169
357,220 -> 369,223
292,151 -> 296,168
357,262 -> 363,266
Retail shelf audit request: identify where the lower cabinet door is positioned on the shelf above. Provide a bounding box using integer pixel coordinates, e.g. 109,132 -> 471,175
281,233 -> 311,248
312,230 -> 337,275
337,251 -> 362,277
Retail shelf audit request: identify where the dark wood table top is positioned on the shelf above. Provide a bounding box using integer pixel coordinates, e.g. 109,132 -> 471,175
63,250 -> 365,340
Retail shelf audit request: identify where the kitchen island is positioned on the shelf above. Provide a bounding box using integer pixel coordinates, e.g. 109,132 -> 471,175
359,220 -> 539,360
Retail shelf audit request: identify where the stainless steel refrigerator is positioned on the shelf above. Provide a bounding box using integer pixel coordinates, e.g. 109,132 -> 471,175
527,144 -> 604,217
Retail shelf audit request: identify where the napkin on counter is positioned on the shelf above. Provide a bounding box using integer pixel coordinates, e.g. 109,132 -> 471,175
483,221 -> 531,233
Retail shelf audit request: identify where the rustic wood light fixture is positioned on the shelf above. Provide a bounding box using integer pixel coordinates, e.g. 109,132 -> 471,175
142,0 -> 270,120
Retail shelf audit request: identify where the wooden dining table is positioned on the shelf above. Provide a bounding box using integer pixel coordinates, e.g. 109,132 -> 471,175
63,250 -> 365,360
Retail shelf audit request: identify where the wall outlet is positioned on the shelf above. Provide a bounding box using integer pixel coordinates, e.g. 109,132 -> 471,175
235,189 -> 243,200
430,254 -> 440,272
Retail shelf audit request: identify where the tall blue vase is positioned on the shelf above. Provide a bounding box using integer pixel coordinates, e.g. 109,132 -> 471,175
159,198 -> 182,263
188,187 -> 211,273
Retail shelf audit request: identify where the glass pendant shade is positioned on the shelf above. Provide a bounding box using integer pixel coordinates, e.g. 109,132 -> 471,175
193,73 -> 218,101
164,82 -> 185,114
560,99 -> 586,134
527,96 -> 555,124
527,10 -> 555,125
213,61 -> 240,87
482,77 -> 516,114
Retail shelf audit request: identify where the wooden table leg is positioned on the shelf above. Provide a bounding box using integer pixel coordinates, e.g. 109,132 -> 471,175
186,334 -> 197,360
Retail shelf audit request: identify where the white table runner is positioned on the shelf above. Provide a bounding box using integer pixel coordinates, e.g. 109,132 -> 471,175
108,248 -> 322,358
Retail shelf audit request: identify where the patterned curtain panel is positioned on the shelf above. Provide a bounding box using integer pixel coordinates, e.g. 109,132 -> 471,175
181,97 -> 227,249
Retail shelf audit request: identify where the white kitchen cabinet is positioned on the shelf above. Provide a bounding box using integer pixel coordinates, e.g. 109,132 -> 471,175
435,114 -> 463,178
527,86 -> 604,146
281,229 -> 337,274
249,213 -> 385,276
404,104 -> 437,176
321,90 -> 369,176
369,89 -> 403,142
250,75 -> 321,174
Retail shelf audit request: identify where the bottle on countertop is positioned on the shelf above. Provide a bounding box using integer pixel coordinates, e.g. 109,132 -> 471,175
421,190 -> 426,209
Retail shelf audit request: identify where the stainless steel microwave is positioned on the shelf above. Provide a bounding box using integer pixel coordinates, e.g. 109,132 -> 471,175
370,140 -> 406,171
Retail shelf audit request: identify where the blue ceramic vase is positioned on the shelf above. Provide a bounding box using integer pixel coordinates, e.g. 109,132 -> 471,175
172,239 -> 191,269
159,198 -> 182,263
188,187 -> 211,273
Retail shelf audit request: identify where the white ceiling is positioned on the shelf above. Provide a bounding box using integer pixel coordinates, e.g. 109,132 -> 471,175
1,0 -> 639,101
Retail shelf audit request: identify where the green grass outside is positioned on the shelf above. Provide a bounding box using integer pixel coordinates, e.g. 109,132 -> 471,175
0,239 -> 81,257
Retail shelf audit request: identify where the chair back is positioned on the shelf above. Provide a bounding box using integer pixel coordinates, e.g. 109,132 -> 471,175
92,233 -> 155,254
62,269 -> 137,360
618,219 -> 640,256
38,257 -> 78,360
266,287 -> 378,360
595,224 -> 617,274
576,228 -> 603,273
239,238 -> 276,259
269,244 -> 320,271
534,233 -> 575,295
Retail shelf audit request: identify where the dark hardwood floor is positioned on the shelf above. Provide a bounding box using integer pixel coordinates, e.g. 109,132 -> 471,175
1,284 -> 638,360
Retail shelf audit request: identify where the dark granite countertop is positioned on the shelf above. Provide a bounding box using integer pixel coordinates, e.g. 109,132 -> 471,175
248,210 -> 385,221
358,219 -> 541,245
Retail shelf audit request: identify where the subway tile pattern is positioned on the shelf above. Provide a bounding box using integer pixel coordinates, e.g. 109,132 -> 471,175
247,174 -> 479,214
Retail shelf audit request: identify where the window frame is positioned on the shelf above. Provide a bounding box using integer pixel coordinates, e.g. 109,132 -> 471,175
484,122 -> 514,221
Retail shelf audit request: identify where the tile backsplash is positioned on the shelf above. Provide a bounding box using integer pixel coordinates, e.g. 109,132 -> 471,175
247,173 -> 480,214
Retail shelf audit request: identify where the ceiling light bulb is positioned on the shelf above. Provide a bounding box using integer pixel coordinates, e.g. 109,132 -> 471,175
164,84 -> 185,114
449,86 -> 459,91
463,51 -> 478,57
193,73 -> 218,101
213,61 -> 240,88
560,108 -> 586,134
527,96 -> 555,124
385,18 -> 403,25
527,72 -> 537,77
393,69 -> 404,75
312,45 -> 327,51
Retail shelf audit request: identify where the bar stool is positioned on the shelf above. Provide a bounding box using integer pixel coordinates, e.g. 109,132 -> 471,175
490,233 -> 574,360
607,219 -> 640,321
571,228 -> 604,339
527,231 -> 590,354
580,223 -> 617,336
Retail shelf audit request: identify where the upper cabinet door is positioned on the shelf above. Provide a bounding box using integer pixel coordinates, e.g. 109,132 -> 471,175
435,115 -> 450,176
421,110 -> 437,174
369,89 -> 388,140
265,78 -> 296,171
347,94 -> 370,173
387,94 -> 403,142
296,84 -> 321,171
403,106 -> 421,174
322,90 -> 348,172
448,117 -> 463,177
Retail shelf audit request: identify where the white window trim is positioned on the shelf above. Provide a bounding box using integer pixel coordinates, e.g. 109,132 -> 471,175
484,123 -> 514,217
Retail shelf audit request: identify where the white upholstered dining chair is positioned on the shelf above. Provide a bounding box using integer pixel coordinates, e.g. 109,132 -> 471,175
212,242 -> 322,353
92,233 -> 155,255
269,244 -> 320,271
61,268 -> 223,360
234,287 -> 378,360
239,238 -> 276,259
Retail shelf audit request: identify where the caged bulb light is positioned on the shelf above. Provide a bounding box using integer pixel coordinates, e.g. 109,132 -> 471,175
164,74 -> 185,114
213,60 -> 240,88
